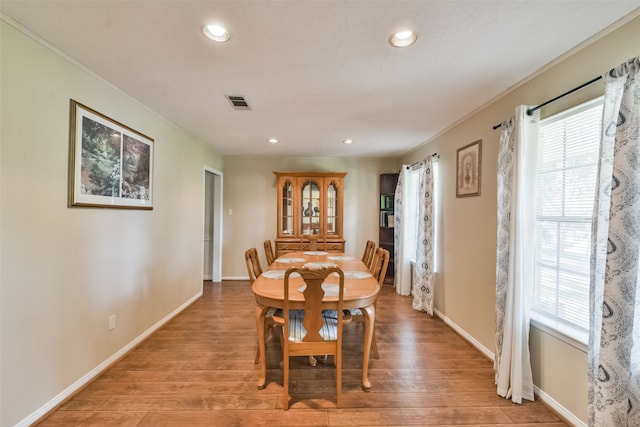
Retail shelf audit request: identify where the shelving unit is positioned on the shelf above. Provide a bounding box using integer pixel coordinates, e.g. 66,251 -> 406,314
379,173 -> 398,284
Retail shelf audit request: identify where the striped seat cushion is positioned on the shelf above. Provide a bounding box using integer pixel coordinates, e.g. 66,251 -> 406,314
265,307 -> 281,318
288,310 -> 338,342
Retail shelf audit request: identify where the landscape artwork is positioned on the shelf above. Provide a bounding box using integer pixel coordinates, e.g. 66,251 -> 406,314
68,100 -> 153,209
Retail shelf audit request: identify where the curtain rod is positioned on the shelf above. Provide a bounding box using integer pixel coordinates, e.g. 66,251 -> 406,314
408,153 -> 439,169
492,75 -> 603,130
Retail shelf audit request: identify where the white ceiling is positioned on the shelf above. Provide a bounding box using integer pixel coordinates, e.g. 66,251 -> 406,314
2,1 -> 639,158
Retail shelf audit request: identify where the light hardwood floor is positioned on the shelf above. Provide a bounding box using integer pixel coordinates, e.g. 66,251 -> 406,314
36,281 -> 568,426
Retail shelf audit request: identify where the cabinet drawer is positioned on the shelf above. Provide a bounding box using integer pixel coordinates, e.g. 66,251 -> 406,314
324,243 -> 344,252
278,243 -> 300,251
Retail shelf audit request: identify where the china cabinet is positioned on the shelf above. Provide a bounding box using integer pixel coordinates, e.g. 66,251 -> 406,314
273,172 -> 346,257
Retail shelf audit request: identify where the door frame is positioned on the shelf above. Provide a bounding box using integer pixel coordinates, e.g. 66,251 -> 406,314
204,166 -> 223,282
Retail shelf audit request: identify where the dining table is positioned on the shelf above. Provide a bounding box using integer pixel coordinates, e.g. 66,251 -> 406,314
252,250 -> 380,391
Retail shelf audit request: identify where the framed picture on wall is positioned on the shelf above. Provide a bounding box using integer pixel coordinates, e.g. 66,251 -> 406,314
456,139 -> 482,197
68,99 -> 154,209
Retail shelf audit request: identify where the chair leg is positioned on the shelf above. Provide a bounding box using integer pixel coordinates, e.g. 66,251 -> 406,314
371,332 -> 379,359
336,351 -> 342,408
283,354 -> 289,410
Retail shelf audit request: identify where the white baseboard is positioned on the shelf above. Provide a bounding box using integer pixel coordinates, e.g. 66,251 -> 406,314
433,308 -> 584,427
533,385 -> 586,427
17,290 -> 203,427
433,308 -> 495,360
222,276 -> 249,281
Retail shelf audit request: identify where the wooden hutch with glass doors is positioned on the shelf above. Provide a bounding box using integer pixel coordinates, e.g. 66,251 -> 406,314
273,172 -> 346,257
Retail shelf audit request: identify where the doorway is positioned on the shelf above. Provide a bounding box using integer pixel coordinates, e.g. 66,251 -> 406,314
204,167 -> 223,282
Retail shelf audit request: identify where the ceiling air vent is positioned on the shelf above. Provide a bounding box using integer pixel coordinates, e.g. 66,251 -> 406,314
225,95 -> 251,110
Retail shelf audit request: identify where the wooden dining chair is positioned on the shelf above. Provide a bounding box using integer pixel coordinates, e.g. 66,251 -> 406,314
307,235 -> 327,251
281,266 -> 345,410
370,247 -> 390,285
246,247 -> 282,364
308,235 -> 319,251
318,236 -> 327,251
245,247 -> 262,283
263,240 -> 276,265
361,240 -> 376,269
350,247 -> 389,359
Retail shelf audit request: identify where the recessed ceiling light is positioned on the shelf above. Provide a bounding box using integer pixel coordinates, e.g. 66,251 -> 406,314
343,139 -> 353,145
202,24 -> 230,42
268,138 -> 279,144
389,30 -> 417,47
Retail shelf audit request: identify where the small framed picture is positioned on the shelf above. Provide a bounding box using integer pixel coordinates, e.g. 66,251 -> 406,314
456,139 -> 482,197
68,99 -> 154,209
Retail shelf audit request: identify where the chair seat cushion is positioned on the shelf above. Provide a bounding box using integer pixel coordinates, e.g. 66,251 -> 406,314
265,307 -> 284,324
349,308 -> 363,316
323,309 -> 353,324
288,310 -> 338,342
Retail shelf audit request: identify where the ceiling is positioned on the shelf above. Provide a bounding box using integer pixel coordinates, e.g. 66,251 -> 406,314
2,1 -> 639,158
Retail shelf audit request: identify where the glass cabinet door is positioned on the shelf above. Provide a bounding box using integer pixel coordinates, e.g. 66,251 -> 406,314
300,180 -> 320,235
326,181 -> 338,235
280,180 -> 294,235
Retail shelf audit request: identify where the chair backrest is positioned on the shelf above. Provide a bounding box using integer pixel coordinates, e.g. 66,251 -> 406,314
318,236 -> 327,250
282,266 -> 345,410
307,235 -> 327,251
244,247 -> 262,283
283,266 -> 344,344
263,240 -> 275,265
308,235 -> 319,251
362,240 -> 376,269
370,247 -> 390,285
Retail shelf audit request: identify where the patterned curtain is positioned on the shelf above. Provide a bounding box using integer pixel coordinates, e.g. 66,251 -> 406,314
494,106 -> 537,403
412,157 -> 434,314
394,167 -> 412,296
588,56 -> 640,427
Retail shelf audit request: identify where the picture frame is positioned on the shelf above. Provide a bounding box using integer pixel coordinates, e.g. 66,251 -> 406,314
456,139 -> 482,197
68,99 -> 154,209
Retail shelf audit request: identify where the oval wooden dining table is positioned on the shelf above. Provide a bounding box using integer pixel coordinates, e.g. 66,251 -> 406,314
252,251 -> 380,391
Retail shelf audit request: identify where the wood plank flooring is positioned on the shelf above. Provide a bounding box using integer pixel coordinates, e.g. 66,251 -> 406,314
36,281 -> 568,426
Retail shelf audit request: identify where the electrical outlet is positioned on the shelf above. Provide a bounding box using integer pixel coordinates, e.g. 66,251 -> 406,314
228,208 -> 233,215
108,314 -> 116,331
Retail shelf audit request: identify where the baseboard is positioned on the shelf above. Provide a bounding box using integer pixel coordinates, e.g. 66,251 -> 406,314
222,276 -> 249,281
17,290 -> 203,427
433,308 -> 584,427
433,308 -> 495,360
533,385 -> 586,427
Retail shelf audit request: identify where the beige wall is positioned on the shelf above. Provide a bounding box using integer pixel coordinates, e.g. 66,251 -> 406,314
1,20 -> 223,426
222,156 -> 397,277
398,14 -> 640,424
3,9 -> 639,427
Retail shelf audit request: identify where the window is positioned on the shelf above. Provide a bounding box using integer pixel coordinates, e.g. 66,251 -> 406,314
532,97 -> 603,346
405,161 -> 439,267
405,168 -> 420,262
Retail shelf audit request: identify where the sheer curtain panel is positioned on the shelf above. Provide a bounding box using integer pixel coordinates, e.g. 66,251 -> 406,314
412,157 -> 435,314
394,166 -> 412,296
494,106 -> 537,403
588,56 -> 640,427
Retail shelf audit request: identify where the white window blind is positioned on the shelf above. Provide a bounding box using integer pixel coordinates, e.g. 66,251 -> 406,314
533,97 -> 602,338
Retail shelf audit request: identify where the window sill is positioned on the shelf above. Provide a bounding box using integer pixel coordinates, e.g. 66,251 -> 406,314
530,311 -> 588,353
